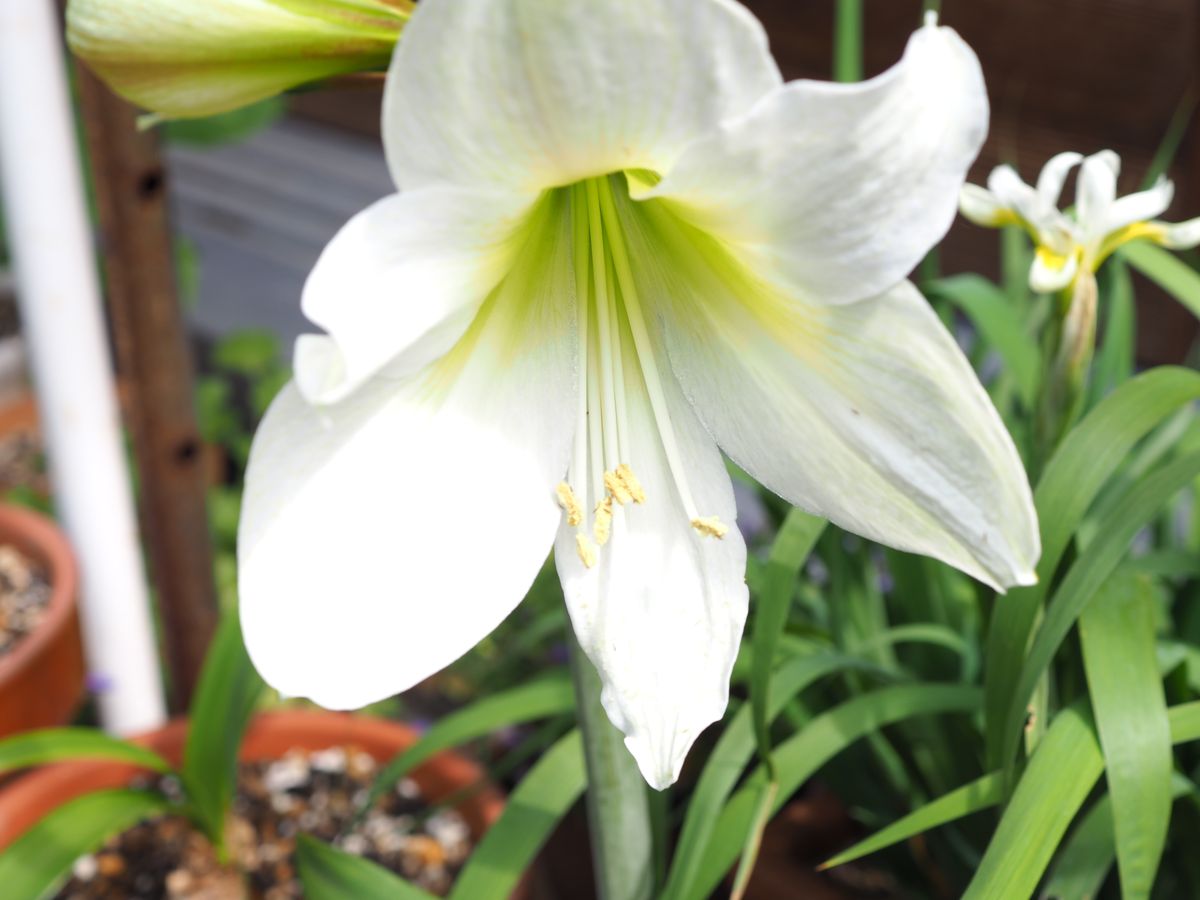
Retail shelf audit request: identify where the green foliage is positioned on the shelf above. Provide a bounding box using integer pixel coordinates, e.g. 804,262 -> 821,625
163,98 -> 286,147
0,790 -> 169,900
295,834 -> 437,900
0,729 -> 171,776
181,612 -> 266,851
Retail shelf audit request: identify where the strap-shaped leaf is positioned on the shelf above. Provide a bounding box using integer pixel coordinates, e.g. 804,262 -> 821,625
296,834 -> 437,900
690,684 -> 981,900
448,730 -> 585,900
1120,241 -> 1200,320
749,509 -> 826,771
0,789 -> 168,900
821,772 -> 1003,870
999,451 -> 1200,775
182,611 -> 266,849
359,674 -> 573,820
984,367 -> 1200,767
1079,570 -> 1172,900
661,652 -> 889,900
0,729 -> 171,776
965,705 -> 1104,900
927,274 -> 1041,407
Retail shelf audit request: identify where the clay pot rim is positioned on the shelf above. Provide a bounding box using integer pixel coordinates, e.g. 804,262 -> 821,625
0,503 -> 79,689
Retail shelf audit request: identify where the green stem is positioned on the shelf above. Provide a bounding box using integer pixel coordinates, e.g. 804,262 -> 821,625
833,0 -> 864,83
568,632 -> 654,900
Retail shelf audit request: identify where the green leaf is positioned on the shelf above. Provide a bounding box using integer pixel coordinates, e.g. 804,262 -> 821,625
1090,258 -> 1135,406
1078,570 -> 1172,900
181,612 -> 266,850
965,705 -> 1104,900
984,367 -> 1200,767
662,652 -> 889,900
927,274 -> 1041,408
1120,241 -> 1200,320
0,789 -> 168,900
360,674 -> 574,821
212,330 -> 283,377
449,730 -> 586,900
163,98 -> 286,146
821,771 -> 1003,870
999,450 -> 1200,775
1169,700 -> 1200,743
295,834 -> 437,900
750,509 -> 826,770
691,684 -> 981,900
0,729 -> 172,776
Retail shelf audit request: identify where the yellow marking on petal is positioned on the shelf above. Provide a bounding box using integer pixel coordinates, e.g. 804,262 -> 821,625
555,482 -> 583,527
593,498 -> 613,546
1035,245 -> 1071,273
604,469 -> 633,505
691,517 -> 729,539
576,533 -> 598,569
615,464 -> 646,504
1094,221 -> 1169,269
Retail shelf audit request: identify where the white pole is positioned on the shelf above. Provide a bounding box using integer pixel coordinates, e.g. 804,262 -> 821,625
0,0 -> 166,734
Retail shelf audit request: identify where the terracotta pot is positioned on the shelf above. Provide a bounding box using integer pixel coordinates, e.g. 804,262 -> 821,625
0,503 -> 84,738
0,710 -> 529,896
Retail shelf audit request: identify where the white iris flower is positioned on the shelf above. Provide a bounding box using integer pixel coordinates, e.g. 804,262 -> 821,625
961,149 -> 1200,294
239,0 -> 1039,789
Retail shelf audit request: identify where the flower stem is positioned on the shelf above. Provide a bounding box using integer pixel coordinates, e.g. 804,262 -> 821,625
567,631 -> 654,900
834,0 -> 864,83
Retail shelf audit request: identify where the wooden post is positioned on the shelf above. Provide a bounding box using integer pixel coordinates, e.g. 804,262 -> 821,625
72,67 -> 219,710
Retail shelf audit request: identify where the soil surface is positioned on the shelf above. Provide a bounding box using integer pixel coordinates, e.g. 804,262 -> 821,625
58,746 -> 473,899
0,543 -> 51,659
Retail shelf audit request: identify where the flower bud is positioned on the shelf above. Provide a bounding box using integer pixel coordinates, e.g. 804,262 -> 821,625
67,0 -> 410,119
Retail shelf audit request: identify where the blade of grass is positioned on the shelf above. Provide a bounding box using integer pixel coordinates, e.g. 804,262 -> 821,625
0,729 -> 171,776
1078,570 -> 1172,900
690,684 -> 981,900
1090,258 -> 1135,406
296,834 -> 437,900
984,367 -> 1200,768
449,730 -> 586,900
0,790 -> 168,900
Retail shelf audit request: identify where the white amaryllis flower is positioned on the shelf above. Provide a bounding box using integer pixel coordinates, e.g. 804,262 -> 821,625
240,0 -> 1039,789
961,150 -> 1200,294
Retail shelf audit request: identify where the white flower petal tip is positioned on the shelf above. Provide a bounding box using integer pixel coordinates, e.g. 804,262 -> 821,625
1161,216 -> 1200,250
959,184 -> 1010,227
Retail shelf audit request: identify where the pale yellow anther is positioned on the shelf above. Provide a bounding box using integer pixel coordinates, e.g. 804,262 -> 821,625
615,464 -> 646,504
604,469 -> 634,505
576,532 -> 598,568
556,482 -> 583,527
691,516 -> 729,539
593,497 -> 614,546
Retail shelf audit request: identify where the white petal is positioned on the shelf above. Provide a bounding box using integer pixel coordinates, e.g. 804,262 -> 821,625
1102,177 -> 1175,236
988,164 -> 1076,252
240,194 -> 578,709
295,187 -> 537,404
382,0 -> 781,193
635,23 -> 988,305
556,359 -> 746,790
959,184 -> 1010,227
1029,247 -> 1079,294
635,207 -> 1039,587
1035,151 -> 1083,207
1077,150 -> 1121,242
1159,216 -> 1200,250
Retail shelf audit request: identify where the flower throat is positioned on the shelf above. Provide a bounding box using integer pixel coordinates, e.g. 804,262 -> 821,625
556,175 -> 728,569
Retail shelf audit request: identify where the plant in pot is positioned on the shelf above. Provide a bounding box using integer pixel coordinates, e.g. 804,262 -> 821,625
0,612 -> 565,900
